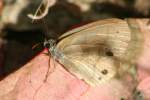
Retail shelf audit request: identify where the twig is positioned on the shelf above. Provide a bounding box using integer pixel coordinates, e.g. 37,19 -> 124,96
27,0 -> 56,20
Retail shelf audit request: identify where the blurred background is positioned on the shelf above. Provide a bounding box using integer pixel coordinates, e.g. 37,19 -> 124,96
0,0 -> 150,79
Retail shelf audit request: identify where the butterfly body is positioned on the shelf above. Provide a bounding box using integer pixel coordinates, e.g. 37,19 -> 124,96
45,18 -> 143,86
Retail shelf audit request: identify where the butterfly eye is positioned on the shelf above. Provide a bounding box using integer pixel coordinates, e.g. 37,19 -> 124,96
101,69 -> 108,75
105,50 -> 114,56
44,42 -> 50,49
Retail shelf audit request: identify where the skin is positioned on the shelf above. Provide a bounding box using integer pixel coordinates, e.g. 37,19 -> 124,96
0,19 -> 150,100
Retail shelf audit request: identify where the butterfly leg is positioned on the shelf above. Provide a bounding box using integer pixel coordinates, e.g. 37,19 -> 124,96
43,51 -> 56,82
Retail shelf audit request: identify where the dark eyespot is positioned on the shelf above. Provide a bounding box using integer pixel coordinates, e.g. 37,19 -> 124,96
105,50 -> 113,56
101,69 -> 108,75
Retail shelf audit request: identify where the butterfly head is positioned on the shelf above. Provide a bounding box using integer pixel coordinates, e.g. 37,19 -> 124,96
44,39 -> 56,52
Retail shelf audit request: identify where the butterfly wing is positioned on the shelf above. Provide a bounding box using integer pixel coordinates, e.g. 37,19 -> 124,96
55,18 -> 143,86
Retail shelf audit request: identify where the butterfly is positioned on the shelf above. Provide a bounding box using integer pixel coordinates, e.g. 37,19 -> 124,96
43,18 -> 143,86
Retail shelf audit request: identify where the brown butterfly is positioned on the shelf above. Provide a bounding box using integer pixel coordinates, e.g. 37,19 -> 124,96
43,18 -> 143,86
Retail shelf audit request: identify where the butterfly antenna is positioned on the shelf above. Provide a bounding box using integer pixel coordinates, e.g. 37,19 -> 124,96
28,0 -> 56,40
41,15 -> 50,40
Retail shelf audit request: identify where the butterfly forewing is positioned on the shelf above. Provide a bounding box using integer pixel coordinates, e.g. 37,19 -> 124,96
58,19 -> 130,60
